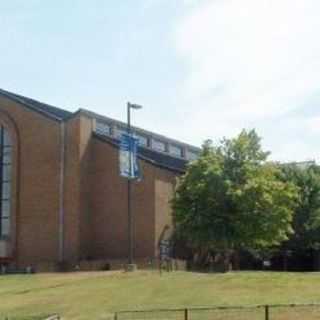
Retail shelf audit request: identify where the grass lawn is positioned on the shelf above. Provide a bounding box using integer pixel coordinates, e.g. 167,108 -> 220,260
1,271 -> 320,320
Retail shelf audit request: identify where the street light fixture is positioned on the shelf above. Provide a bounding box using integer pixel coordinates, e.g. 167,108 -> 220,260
127,102 -> 143,269
128,103 -> 143,110
127,102 -> 142,133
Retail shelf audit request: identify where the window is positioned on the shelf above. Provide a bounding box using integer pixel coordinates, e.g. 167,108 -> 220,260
0,127 -> 11,237
151,139 -> 166,152
95,121 -> 111,136
186,150 -> 199,161
169,144 -> 183,157
136,134 -> 148,147
114,127 -> 127,139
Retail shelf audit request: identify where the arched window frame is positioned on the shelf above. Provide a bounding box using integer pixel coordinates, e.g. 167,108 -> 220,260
0,126 -> 12,237
0,110 -> 19,249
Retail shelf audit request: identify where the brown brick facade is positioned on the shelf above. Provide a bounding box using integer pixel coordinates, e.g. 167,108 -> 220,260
0,94 -> 180,271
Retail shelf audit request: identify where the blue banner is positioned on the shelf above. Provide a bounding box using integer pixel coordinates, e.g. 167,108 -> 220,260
119,133 -> 140,179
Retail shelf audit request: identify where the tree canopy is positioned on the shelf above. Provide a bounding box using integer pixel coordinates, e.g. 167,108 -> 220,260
280,164 -> 320,252
172,130 -> 298,259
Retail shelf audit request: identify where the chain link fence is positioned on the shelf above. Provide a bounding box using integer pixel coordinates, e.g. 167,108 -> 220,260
115,304 -> 320,320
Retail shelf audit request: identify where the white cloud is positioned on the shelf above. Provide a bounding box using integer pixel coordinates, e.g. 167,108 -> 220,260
173,0 -> 320,162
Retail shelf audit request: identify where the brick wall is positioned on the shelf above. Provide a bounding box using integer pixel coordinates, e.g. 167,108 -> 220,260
63,115 -> 81,264
0,97 -> 181,270
154,168 -> 176,257
0,96 -> 61,268
63,113 -> 95,264
88,138 -> 156,259
88,136 -> 180,261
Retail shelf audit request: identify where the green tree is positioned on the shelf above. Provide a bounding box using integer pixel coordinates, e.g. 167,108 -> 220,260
172,130 -> 298,270
280,164 -> 320,260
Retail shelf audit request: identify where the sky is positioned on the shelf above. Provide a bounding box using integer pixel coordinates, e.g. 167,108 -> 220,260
0,0 -> 319,163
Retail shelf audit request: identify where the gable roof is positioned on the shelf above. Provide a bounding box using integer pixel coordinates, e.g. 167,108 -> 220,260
0,88 -> 72,121
94,133 -> 187,173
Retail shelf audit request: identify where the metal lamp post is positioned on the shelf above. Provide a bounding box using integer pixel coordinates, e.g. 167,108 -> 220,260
127,102 -> 142,268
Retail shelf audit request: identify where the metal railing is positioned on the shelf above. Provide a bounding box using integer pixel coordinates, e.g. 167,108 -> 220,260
1,314 -> 60,320
115,303 -> 320,320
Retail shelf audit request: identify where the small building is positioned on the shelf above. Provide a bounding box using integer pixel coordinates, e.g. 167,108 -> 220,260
0,88 -> 200,271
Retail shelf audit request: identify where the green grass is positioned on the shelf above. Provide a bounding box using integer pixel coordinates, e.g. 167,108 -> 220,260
1,271 -> 320,319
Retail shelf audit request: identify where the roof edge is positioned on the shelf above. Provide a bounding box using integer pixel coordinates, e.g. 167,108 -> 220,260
80,108 -> 201,152
93,132 -> 186,174
0,89 -> 72,122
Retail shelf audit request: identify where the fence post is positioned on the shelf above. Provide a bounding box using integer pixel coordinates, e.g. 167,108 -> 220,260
114,312 -> 118,320
265,305 -> 269,320
184,308 -> 188,320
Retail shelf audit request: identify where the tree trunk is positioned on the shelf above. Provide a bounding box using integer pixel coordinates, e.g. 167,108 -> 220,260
283,250 -> 288,271
232,251 -> 240,271
313,250 -> 320,271
213,251 -> 232,273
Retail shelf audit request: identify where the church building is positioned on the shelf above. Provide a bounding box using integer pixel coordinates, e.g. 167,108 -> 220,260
0,89 -> 200,271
